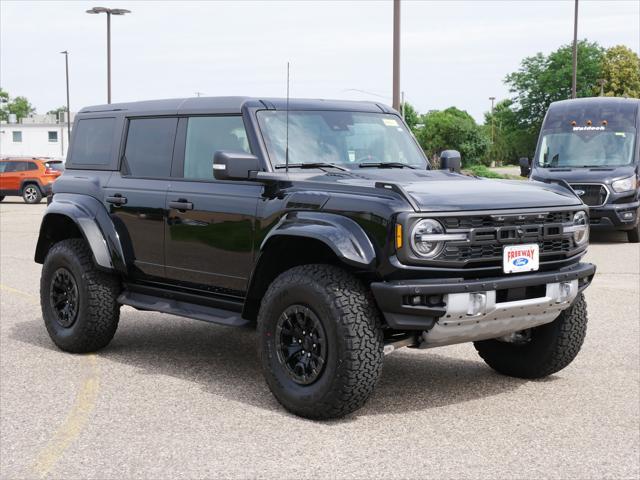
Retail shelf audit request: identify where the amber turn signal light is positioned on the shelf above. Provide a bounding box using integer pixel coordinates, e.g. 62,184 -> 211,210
395,223 -> 403,249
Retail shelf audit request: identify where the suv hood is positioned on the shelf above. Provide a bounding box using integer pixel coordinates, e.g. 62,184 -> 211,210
299,169 -> 583,212
531,165 -> 637,185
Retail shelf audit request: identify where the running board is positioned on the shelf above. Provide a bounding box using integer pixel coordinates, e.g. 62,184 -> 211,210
118,291 -> 250,328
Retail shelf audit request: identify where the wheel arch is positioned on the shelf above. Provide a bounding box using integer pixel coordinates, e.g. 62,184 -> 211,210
242,212 -> 377,321
34,194 -> 127,274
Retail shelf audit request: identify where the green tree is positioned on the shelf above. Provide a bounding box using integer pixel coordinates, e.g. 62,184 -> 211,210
598,45 -> 640,98
401,102 -> 420,131
416,107 -> 490,166
501,40 -> 604,159
1,90 -> 36,121
483,99 -> 538,164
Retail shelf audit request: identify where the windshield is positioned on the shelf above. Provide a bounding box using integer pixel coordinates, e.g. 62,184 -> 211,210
257,110 -> 428,169
537,130 -> 636,168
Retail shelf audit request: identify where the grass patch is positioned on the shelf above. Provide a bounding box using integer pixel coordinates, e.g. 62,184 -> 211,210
463,164 -> 523,180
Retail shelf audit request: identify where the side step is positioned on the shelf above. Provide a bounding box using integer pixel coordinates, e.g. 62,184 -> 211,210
118,291 -> 250,328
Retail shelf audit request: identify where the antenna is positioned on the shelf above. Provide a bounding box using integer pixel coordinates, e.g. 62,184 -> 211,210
285,61 -> 290,173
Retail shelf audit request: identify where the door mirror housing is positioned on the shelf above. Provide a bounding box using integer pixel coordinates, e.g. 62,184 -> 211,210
213,151 -> 261,181
440,150 -> 462,173
519,157 -> 531,177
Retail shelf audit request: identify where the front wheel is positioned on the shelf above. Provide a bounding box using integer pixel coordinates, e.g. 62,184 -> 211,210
474,294 -> 588,379
22,184 -> 42,204
41,238 -> 121,353
258,264 -> 384,419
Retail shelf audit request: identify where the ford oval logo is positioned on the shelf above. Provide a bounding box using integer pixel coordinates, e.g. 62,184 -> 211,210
574,189 -> 586,196
513,257 -> 529,267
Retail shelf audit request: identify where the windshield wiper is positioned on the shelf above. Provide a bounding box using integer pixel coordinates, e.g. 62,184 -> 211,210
275,162 -> 348,171
358,162 -> 417,169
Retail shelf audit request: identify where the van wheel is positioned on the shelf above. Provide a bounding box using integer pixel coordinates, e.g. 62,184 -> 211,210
41,238 -> 121,353
474,294 -> 587,378
258,264 -> 384,419
628,223 -> 639,243
22,184 -> 42,204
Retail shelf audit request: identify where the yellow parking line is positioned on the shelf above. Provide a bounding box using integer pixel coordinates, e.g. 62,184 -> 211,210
0,283 -> 39,305
32,355 -> 100,479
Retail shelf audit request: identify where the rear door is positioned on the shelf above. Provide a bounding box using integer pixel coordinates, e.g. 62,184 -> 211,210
164,115 -> 262,294
105,117 -> 178,279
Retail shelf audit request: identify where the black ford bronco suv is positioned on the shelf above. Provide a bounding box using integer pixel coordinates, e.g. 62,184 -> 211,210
36,97 -> 596,419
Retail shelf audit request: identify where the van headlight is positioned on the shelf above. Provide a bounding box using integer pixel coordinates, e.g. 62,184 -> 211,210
571,211 -> 589,246
410,219 -> 467,258
611,175 -> 637,193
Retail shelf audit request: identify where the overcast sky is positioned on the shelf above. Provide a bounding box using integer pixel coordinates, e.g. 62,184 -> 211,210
1,0 -> 638,122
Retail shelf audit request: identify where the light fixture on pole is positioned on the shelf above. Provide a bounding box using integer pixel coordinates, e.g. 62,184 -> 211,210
60,51 -> 71,142
86,6 -> 131,104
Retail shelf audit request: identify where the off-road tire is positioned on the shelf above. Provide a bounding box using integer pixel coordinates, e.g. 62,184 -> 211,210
258,264 -> 384,419
22,184 -> 42,204
474,293 -> 587,379
41,238 -> 120,353
628,223 -> 639,243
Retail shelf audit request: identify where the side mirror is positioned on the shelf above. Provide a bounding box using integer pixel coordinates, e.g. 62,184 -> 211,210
440,150 -> 462,173
519,157 -> 531,177
213,151 -> 261,181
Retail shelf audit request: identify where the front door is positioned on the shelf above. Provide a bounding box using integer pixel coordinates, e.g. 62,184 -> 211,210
105,117 -> 178,279
164,115 -> 262,295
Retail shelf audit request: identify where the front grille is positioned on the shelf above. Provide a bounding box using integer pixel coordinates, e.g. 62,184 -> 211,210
429,210 -> 583,269
570,183 -> 608,207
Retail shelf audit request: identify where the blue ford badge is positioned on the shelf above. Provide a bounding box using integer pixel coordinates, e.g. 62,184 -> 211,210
513,258 -> 529,267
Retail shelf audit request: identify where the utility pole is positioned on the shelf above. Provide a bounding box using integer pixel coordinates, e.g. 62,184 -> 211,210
571,0 -> 579,99
489,96 -> 496,145
392,0 -> 401,111
86,7 -> 131,103
401,91 -> 405,119
597,79 -> 606,96
60,50 -> 71,143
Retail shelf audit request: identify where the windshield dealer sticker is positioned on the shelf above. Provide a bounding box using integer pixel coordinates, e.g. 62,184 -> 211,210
383,118 -> 399,127
503,244 -> 540,274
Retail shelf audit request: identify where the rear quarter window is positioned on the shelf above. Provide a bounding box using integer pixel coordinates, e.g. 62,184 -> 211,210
69,117 -> 117,167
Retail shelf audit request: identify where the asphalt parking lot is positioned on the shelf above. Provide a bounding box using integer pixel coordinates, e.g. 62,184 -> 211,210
1,200 -> 638,480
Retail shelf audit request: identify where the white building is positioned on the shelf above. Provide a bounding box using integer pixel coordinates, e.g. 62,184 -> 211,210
0,113 -> 75,160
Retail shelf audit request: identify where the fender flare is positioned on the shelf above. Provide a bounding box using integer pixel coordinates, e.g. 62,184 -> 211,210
260,211 -> 377,269
34,193 -> 127,274
20,178 -> 44,193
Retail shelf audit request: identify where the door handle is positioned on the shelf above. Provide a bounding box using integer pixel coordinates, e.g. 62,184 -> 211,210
106,194 -> 127,205
169,199 -> 194,211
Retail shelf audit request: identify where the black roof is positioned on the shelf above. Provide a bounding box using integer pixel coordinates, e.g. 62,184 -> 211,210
545,96 -> 639,130
78,96 -> 395,116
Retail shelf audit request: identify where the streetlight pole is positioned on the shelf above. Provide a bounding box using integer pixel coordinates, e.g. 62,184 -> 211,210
392,0 -> 401,111
489,96 -> 496,145
86,7 -> 131,104
571,0 -> 579,99
60,51 -> 71,143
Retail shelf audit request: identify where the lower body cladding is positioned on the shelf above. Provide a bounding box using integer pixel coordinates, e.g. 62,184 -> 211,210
371,262 -> 596,349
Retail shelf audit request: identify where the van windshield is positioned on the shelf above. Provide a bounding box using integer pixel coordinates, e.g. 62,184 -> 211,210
256,110 -> 428,169
537,130 -> 636,168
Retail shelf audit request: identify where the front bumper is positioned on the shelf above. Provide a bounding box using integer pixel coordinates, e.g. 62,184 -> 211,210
371,262 -> 596,345
589,200 -> 639,231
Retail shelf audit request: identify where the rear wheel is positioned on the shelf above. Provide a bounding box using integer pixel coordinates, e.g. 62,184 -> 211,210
474,294 -> 587,378
22,184 -> 42,204
41,238 -> 121,353
258,264 -> 384,419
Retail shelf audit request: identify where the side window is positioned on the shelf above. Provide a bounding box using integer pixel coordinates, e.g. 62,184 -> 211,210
0,162 -> 7,173
14,162 -> 29,172
183,116 -> 250,180
123,118 -> 177,178
71,118 -> 116,165
2,162 -> 18,173
26,162 -> 39,171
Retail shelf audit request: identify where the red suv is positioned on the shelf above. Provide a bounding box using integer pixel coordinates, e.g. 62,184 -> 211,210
0,158 -> 63,204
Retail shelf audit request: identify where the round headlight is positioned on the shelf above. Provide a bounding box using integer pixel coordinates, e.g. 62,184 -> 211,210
573,211 -> 589,245
411,219 -> 445,258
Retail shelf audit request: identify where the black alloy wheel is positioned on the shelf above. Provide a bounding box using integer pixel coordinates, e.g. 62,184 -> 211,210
49,267 -> 79,328
275,305 -> 327,385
